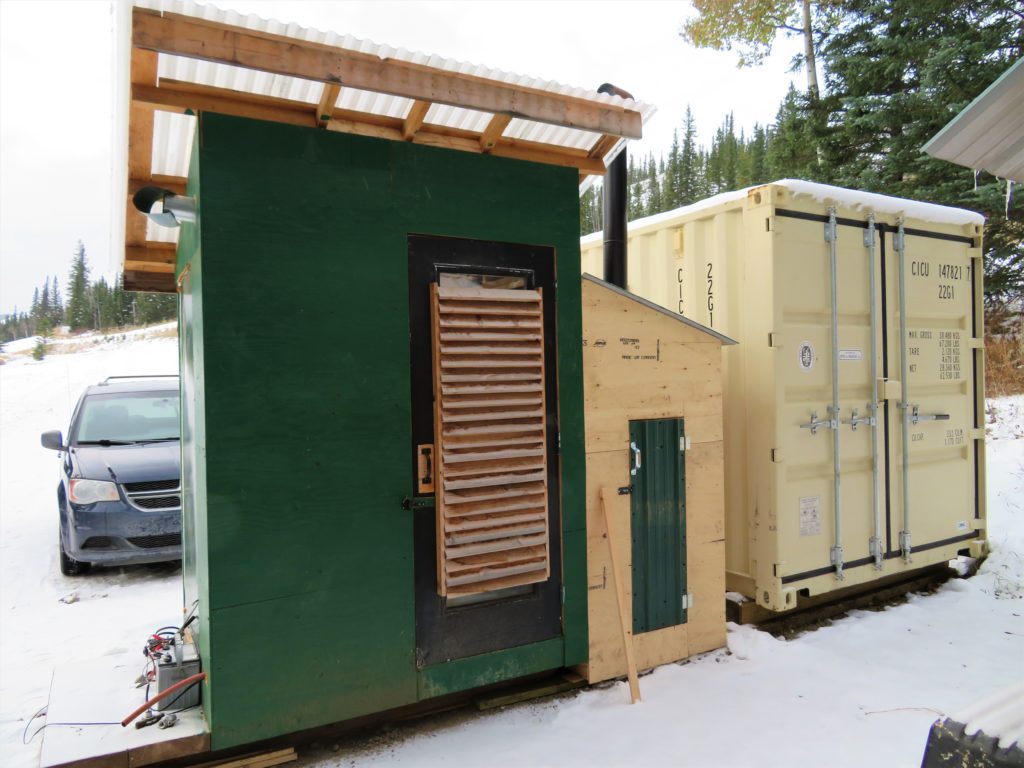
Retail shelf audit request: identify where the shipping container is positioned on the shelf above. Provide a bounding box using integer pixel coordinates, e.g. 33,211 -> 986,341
581,181 -> 987,611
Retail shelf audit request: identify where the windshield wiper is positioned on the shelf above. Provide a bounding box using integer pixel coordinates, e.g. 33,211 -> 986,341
77,439 -> 138,446
136,437 -> 180,443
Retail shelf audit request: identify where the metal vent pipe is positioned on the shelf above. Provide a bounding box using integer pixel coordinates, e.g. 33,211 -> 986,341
598,83 -> 633,289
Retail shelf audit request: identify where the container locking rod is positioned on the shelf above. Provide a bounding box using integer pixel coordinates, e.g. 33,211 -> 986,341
865,214 -> 883,570
896,220 -> 913,563
825,209 -> 844,580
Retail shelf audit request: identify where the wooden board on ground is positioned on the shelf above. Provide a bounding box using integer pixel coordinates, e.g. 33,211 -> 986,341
40,651 -> 209,768
191,747 -> 296,768
473,673 -> 586,711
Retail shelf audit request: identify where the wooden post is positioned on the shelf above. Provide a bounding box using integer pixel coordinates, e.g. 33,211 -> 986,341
600,487 -> 641,703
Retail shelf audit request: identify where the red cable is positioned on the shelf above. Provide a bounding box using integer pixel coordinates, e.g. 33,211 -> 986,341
120,672 -> 207,727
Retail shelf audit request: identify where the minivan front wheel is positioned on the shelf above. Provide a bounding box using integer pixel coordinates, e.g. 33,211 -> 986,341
59,536 -> 90,576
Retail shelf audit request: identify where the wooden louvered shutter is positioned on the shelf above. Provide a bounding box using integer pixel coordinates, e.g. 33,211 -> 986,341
430,283 -> 551,597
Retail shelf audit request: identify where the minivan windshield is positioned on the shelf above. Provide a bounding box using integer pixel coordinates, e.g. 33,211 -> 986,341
74,391 -> 180,444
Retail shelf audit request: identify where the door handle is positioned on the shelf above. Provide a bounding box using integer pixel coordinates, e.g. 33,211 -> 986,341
416,443 -> 435,494
630,441 -> 642,476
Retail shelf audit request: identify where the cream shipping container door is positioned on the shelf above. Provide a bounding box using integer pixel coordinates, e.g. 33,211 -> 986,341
580,181 -> 987,612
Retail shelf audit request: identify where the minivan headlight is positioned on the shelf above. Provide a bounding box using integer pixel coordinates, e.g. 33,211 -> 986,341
69,479 -> 120,504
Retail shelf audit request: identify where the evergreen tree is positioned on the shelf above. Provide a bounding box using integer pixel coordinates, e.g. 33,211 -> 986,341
665,129 -> 682,209
627,155 -> 645,220
49,276 -> 64,326
645,153 -> 662,215
679,107 -> 703,204
818,0 -> 1022,301
765,85 -> 819,180
579,185 -> 603,236
66,241 -> 92,331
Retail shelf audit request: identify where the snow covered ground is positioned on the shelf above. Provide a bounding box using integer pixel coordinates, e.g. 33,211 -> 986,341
1,335 -> 1021,768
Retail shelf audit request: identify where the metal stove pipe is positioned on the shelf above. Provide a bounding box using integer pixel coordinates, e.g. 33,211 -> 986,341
598,83 -> 633,289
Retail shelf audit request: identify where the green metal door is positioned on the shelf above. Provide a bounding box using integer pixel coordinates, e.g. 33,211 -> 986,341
629,418 -> 687,634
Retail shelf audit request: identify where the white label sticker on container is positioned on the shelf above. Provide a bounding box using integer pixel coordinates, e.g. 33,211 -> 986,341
839,349 -> 863,361
798,341 -> 815,372
799,496 -> 821,536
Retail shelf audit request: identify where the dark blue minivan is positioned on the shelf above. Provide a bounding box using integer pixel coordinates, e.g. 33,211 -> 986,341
41,376 -> 181,575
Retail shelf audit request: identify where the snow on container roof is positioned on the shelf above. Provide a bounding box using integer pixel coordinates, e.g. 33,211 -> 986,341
115,0 -> 655,293
580,179 -> 985,246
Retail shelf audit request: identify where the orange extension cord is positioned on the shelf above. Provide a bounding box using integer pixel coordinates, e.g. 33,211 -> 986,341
121,671 -> 207,727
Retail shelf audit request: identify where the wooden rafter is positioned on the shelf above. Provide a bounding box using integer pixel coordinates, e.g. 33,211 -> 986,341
124,6 -> 645,292
316,83 -> 342,127
131,8 -> 643,139
403,100 -> 431,140
480,114 -> 512,152
133,79 -> 608,175
126,49 -> 157,251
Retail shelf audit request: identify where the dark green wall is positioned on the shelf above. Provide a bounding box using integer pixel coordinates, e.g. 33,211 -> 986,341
179,112 -> 586,749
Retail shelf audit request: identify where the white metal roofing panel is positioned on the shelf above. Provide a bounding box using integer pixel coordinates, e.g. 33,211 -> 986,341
924,58 -> 1024,182
118,0 -> 656,265
131,0 -> 655,159
951,680 -> 1024,750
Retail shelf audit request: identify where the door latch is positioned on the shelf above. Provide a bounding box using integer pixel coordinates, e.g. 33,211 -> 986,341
842,406 -> 876,431
799,408 -> 838,435
909,405 -> 950,425
630,441 -> 642,476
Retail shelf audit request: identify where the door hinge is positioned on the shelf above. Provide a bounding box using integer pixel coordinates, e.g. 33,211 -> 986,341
679,435 -> 691,452
681,594 -> 694,610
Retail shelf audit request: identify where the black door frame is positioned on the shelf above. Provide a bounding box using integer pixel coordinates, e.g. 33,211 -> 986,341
407,234 -> 563,667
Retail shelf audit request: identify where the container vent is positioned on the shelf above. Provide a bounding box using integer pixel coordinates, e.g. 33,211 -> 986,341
430,283 -> 551,597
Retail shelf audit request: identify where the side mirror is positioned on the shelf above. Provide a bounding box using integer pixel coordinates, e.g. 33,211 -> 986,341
41,430 -> 66,451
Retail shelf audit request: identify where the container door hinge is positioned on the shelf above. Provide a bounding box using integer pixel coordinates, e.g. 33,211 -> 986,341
681,594 -> 693,610
830,544 -> 845,580
771,448 -> 784,463
899,531 -> 912,562
769,332 -> 781,348
561,585 -> 565,605
679,435 -> 691,452
868,537 -> 883,569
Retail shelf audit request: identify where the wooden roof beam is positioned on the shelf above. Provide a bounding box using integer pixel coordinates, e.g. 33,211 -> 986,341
131,77 -> 606,175
403,100 -> 431,140
316,83 -> 342,127
124,270 -> 177,293
131,8 -> 643,139
480,115 -> 512,152
129,175 -> 187,197
126,49 -> 158,249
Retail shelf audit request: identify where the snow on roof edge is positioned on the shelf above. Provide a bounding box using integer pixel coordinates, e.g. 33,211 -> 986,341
581,179 -> 985,246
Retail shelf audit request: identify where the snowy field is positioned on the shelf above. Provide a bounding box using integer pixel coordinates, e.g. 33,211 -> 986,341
1,334 -> 1021,768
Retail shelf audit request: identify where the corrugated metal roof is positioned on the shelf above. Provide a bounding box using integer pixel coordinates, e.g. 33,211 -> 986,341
950,680 -> 1024,750
133,0 -> 654,175
118,0 -> 656,257
924,58 -> 1024,182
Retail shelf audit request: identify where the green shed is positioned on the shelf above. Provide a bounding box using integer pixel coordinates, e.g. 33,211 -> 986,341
119,3 -> 651,751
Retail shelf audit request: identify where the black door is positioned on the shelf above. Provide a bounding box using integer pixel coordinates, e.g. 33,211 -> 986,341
408,234 -> 562,667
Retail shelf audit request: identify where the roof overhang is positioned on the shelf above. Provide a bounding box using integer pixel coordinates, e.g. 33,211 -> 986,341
923,58 -> 1024,184
118,1 -> 654,293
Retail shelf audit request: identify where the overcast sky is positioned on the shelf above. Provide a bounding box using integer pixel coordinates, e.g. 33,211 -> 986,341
0,0 -> 802,317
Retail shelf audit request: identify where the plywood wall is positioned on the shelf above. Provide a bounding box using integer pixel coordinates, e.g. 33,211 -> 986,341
578,278 -> 727,683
